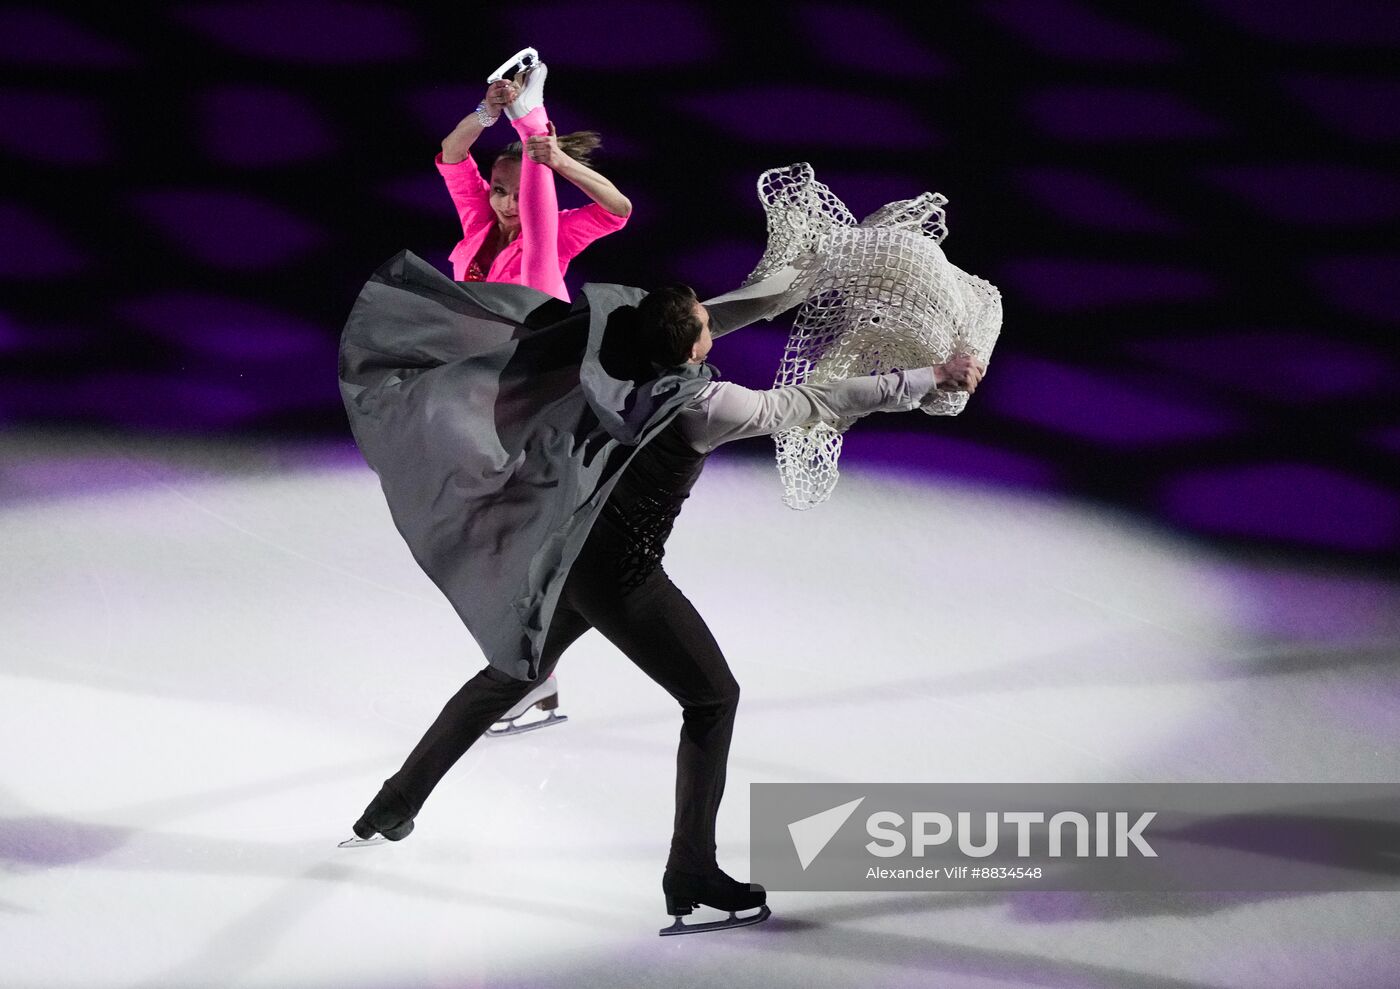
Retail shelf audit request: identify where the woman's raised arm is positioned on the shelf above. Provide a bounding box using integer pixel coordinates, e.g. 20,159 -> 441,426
526,122 -> 632,217
441,79 -> 518,164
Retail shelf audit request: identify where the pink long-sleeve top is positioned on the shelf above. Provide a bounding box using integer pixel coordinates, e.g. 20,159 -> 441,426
435,151 -> 629,284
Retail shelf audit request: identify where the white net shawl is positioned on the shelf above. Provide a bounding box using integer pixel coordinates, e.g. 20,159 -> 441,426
745,163 -> 1004,510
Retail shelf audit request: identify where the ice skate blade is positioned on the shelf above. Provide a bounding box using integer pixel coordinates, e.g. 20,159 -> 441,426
487,47 -> 539,83
485,710 -> 568,738
658,904 -> 771,936
337,834 -> 387,848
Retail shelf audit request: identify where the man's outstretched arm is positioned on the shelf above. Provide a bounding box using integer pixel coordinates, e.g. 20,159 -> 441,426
679,357 -> 983,454
699,262 -> 817,339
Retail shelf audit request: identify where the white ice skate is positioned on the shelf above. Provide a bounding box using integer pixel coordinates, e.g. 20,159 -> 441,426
499,57 -> 547,121
487,672 -> 567,737
487,46 -> 539,84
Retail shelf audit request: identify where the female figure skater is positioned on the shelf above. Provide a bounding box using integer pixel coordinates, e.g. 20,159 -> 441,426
336,248 -> 985,933
438,50 -> 634,733
436,49 -> 632,302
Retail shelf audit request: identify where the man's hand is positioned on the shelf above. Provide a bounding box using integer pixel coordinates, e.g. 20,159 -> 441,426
525,121 -> 569,170
934,353 -> 986,393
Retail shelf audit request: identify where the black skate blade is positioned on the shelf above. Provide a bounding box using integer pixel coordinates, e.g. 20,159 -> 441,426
337,834 -> 387,848
658,904 -> 771,936
485,710 -> 568,738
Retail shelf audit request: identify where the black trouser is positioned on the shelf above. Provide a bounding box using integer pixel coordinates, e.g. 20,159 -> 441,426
384,531 -> 740,875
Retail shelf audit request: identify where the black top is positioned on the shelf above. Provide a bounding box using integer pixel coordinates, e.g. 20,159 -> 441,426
590,418 -> 710,588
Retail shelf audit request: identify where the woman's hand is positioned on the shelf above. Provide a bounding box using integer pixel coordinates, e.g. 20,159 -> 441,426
441,79 -> 520,162
482,79 -> 517,118
525,121 -> 569,170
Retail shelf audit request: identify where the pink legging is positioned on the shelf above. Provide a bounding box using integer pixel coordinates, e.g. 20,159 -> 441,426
510,106 -> 568,302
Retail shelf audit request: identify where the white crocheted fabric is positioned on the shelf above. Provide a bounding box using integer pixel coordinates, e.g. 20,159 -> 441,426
746,163 -> 1004,510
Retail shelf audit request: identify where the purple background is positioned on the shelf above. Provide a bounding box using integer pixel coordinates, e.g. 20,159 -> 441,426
2,2 -> 1397,567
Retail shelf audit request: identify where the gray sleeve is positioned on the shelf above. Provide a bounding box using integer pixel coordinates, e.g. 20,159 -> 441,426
699,262 -> 816,339
679,367 -> 941,454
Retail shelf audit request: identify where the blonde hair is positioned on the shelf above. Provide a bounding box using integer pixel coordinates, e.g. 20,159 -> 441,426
493,130 -> 602,169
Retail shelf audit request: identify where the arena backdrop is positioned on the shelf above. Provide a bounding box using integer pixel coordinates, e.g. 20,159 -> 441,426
2,1 -> 1396,568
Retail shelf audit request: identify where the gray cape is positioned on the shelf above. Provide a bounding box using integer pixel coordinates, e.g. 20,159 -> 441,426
338,251 -> 808,681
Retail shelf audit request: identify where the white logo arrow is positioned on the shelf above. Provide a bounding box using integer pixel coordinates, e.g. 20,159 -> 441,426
788,797 -> 865,870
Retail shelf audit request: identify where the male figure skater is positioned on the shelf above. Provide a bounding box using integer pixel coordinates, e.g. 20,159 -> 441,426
337,255 -> 983,934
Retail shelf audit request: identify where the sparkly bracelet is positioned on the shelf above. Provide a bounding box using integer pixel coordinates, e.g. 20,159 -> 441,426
474,101 -> 499,127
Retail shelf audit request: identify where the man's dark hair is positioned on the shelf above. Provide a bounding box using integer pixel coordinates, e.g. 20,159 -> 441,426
636,284 -> 703,368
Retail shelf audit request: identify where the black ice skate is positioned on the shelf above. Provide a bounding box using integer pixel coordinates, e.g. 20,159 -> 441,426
486,673 -> 567,737
659,867 -> 771,935
337,781 -> 415,848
